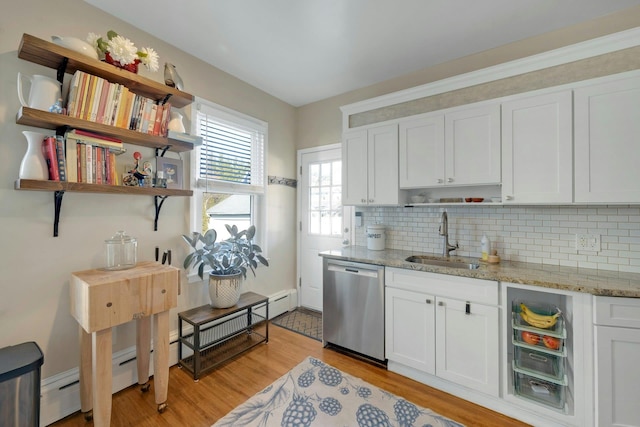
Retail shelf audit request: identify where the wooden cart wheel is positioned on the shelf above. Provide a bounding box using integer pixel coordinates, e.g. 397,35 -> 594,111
140,382 -> 151,392
82,410 -> 93,421
157,402 -> 168,413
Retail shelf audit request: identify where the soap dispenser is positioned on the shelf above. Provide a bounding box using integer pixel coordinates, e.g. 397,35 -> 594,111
481,234 -> 491,261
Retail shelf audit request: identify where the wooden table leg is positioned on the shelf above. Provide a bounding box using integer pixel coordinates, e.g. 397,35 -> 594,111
153,310 -> 169,412
79,326 -> 93,420
136,316 -> 151,392
92,328 -> 112,427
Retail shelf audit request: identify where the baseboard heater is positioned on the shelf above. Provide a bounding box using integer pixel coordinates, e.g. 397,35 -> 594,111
39,288 -> 298,426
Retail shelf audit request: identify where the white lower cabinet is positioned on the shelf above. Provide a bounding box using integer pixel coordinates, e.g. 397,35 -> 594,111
385,267 -> 500,396
594,296 -> 640,427
435,295 -> 499,396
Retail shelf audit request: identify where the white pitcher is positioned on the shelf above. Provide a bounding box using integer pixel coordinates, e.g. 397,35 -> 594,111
167,111 -> 186,133
17,73 -> 61,111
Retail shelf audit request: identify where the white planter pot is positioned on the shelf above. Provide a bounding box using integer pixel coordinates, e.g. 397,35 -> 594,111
208,273 -> 243,308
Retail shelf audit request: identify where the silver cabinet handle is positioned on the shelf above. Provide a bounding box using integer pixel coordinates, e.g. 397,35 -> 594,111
447,178 -> 453,183
437,178 -> 443,184
425,299 -> 432,304
361,198 -> 367,203
438,301 -> 445,306
368,199 -> 374,203
505,195 -> 514,200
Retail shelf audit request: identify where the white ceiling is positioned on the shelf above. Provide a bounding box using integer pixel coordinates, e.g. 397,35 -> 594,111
84,0 -> 640,107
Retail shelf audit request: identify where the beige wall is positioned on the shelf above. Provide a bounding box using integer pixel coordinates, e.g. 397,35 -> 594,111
0,0 -> 297,377
296,5 -> 640,150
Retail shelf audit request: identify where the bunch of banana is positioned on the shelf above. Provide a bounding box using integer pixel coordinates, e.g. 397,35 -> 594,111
519,303 -> 561,329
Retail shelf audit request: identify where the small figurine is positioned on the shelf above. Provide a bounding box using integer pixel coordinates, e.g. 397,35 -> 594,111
128,151 -> 149,180
49,98 -> 64,114
164,62 -> 184,91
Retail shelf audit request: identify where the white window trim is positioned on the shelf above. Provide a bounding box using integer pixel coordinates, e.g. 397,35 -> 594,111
187,97 -> 268,282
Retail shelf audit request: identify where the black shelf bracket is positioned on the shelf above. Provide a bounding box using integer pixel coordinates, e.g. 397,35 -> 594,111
154,195 -> 169,231
160,94 -> 172,105
53,190 -> 65,237
155,146 -> 171,158
56,57 -> 68,84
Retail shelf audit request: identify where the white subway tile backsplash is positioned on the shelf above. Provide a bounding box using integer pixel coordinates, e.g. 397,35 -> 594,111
354,204 -> 640,273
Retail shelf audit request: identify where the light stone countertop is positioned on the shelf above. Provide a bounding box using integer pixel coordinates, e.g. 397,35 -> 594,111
320,246 -> 640,298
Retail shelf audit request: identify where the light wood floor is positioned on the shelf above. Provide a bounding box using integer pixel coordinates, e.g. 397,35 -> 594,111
51,324 -> 530,426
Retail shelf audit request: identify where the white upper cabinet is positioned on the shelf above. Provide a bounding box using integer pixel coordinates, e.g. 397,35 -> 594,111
398,103 -> 500,188
342,129 -> 368,206
445,103 -> 501,186
342,124 -> 402,205
574,74 -> 640,203
398,114 -> 445,188
501,90 -> 573,203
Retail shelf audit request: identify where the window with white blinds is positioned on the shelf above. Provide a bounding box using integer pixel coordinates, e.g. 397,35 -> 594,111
194,99 -> 267,194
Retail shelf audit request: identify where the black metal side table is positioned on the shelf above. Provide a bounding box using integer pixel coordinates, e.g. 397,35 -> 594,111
177,292 -> 268,380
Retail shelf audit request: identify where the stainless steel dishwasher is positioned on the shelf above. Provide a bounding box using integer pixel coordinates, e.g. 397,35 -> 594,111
322,258 -> 385,362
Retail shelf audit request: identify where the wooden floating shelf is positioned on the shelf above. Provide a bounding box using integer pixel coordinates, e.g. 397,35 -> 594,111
17,107 -> 194,153
15,179 -> 193,197
18,33 -> 193,108
16,179 -> 192,236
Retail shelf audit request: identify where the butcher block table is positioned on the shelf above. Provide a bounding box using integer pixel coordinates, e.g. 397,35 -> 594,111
70,262 -> 179,427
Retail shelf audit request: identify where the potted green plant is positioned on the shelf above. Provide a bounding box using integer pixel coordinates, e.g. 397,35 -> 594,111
182,224 -> 269,308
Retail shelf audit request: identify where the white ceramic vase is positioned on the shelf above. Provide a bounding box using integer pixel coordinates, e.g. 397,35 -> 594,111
208,273 -> 243,308
19,131 -> 48,180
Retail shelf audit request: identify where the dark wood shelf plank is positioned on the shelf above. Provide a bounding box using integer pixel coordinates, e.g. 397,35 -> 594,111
17,107 -> 193,152
15,179 -> 193,197
18,33 -> 193,108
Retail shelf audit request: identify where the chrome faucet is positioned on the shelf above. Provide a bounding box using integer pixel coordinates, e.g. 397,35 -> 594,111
439,211 -> 459,257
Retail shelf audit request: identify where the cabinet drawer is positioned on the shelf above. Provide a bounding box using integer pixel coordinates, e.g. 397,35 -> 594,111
593,296 -> 640,328
513,366 -> 566,410
514,344 -> 565,381
386,267 -> 498,305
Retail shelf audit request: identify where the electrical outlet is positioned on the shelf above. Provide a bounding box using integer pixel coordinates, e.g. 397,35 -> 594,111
575,234 -> 600,251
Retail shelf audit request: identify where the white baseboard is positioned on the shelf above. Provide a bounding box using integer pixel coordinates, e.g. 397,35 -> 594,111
40,289 -> 297,426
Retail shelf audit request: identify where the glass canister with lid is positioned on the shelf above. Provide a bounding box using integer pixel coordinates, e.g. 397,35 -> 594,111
104,230 -> 137,270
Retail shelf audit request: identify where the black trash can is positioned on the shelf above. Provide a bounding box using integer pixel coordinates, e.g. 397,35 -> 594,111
0,342 -> 44,427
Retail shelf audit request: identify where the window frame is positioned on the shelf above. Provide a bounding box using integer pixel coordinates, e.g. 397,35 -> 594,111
188,97 -> 268,281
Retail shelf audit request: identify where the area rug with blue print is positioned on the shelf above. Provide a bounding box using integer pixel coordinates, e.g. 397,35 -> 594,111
212,356 -> 464,427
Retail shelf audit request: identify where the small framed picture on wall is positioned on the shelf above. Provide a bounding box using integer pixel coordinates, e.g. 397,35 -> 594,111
156,157 -> 183,189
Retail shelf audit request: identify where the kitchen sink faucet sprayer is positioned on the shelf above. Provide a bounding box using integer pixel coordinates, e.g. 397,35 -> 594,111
439,210 -> 459,257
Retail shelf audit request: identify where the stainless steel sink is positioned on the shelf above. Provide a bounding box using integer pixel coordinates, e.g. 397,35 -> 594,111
405,256 -> 480,270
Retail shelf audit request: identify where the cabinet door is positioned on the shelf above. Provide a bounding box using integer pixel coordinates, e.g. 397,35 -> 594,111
435,297 -> 499,396
575,74 -> 640,203
368,124 -> 400,205
502,91 -> 573,203
445,104 -> 501,186
385,287 -> 435,374
398,115 -> 445,188
595,325 -> 640,427
342,129 -> 368,205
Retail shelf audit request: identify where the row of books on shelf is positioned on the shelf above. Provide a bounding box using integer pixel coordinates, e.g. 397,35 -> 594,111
66,70 -> 172,136
42,129 -> 125,185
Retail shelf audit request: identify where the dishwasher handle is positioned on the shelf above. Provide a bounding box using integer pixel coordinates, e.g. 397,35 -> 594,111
327,262 -> 380,278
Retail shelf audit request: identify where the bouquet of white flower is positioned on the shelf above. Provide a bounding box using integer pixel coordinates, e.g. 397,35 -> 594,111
87,30 -> 159,73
